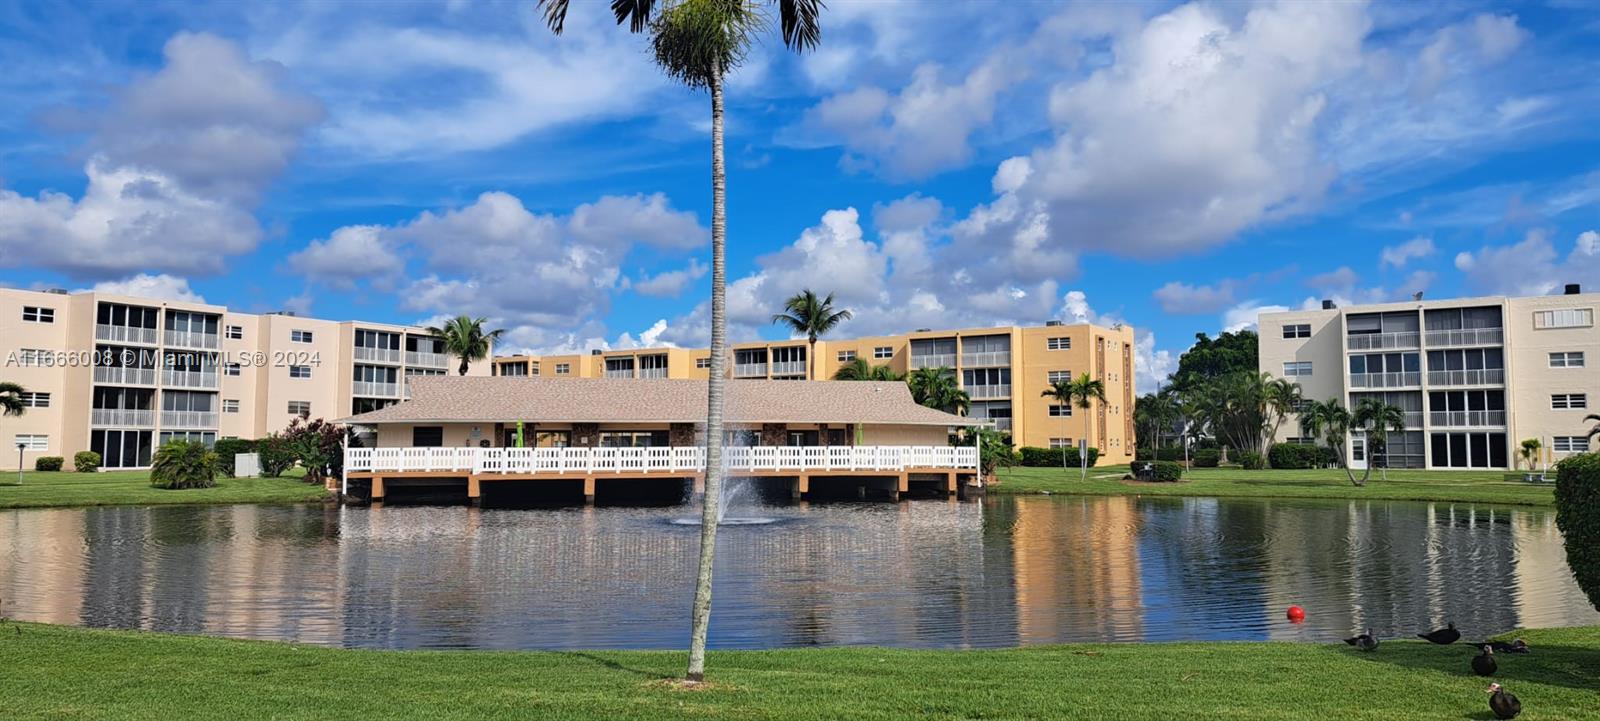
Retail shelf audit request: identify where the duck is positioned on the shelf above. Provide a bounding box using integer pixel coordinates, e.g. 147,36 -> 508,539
1417,622 -> 1460,645
1487,683 -> 1521,719
1482,638 -> 1530,654
1471,645 -> 1497,676
1343,628 -> 1379,651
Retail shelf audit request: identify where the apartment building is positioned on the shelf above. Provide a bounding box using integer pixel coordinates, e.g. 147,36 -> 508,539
1258,285 -> 1599,470
491,321 -> 1138,462
0,287 -> 484,470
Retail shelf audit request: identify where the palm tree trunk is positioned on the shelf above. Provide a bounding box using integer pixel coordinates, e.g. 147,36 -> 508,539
458,357 -> 469,376
686,67 -> 727,685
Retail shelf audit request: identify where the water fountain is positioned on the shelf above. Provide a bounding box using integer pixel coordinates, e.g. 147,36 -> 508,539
670,444 -> 781,526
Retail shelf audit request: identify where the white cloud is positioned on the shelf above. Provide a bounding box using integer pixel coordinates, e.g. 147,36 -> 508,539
1223,301 -> 1291,333
634,259 -> 706,298
1153,281 -> 1238,315
1133,330 -> 1176,393
1379,236 -> 1436,268
1455,229 -> 1600,297
87,273 -> 205,303
1414,14 -> 1528,100
287,225 -> 404,289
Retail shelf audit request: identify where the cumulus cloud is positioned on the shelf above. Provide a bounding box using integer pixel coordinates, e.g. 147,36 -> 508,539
87,273 -> 205,303
1379,236 -> 1436,269
1222,301 -> 1291,333
1455,229 -> 1600,296
634,259 -> 706,298
287,226 -> 405,289
1153,281 -> 1238,315
1414,14 -> 1528,100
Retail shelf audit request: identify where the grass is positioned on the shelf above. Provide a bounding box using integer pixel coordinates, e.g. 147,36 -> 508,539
0,467 -> 327,509
995,464 -> 1557,506
0,623 -> 1594,720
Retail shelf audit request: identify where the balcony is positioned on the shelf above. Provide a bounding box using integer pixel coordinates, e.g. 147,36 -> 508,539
604,369 -> 635,379
771,360 -> 806,376
91,409 -> 154,427
353,380 -> 400,397
990,417 -> 1014,432
94,366 -> 157,386
162,369 -> 220,389
163,329 -> 220,350
1429,410 -> 1507,427
639,367 -> 669,379
348,444 -> 980,476
734,363 -> 768,378
161,410 -> 218,428
95,324 -> 158,345
406,350 -> 450,368
1346,332 -> 1420,351
1425,328 -> 1503,347
1349,372 -> 1421,389
961,351 -> 1012,367
1426,368 -> 1505,386
968,384 -> 1011,399
909,353 -> 957,370
354,346 -> 402,364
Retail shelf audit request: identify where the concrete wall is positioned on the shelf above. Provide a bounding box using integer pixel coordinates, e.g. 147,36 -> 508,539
1506,294 -> 1600,462
1257,308 -> 1344,444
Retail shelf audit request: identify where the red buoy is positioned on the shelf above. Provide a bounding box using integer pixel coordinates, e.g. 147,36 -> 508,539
1287,605 -> 1306,623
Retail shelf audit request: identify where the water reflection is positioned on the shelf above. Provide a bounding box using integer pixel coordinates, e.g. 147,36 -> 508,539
0,496 -> 1592,650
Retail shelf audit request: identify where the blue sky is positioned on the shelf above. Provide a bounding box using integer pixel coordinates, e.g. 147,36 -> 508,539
1,0 -> 1597,390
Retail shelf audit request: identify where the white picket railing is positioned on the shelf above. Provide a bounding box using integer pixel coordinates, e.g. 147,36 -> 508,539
345,445 -> 979,475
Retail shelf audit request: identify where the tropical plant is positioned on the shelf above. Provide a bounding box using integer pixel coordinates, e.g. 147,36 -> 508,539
771,289 -> 852,380
1299,398 -> 1354,483
1587,413 -> 1600,442
962,426 -> 1016,480
0,381 -> 24,418
282,417 -> 346,486
1169,330 -> 1259,393
1041,373 -> 1107,477
1261,377 -> 1303,448
1352,397 -> 1408,485
149,440 -> 220,490
538,0 -> 823,685
907,367 -> 969,415
831,357 -> 900,381
256,434 -> 296,478
425,315 -> 504,376
1519,438 -> 1543,471
1133,389 -> 1181,452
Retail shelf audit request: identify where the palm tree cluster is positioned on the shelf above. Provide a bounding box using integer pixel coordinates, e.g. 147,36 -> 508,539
1172,371 -> 1303,459
1042,373 -> 1106,476
907,367 -> 969,415
771,289 -> 852,380
832,358 -> 900,381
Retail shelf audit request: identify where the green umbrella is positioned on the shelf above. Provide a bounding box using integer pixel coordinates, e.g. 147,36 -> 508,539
516,421 -> 525,448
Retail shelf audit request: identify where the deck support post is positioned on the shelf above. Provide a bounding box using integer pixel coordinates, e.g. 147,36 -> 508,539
946,472 -> 957,496
370,476 -> 385,503
583,476 -> 596,505
467,475 -> 481,506
791,475 -> 810,500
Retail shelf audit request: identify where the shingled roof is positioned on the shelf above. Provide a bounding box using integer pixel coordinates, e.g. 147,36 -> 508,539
339,376 -> 977,427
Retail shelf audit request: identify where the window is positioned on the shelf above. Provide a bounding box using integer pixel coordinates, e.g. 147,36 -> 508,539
1282,323 -> 1311,339
1282,361 -> 1313,376
15,348 -> 49,367
837,350 -> 856,363
555,363 -> 571,375
225,325 -> 243,340
696,357 -> 712,369
287,401 -> 311,417
224,363 -> 241,376
290,329 -> 314,343
1047,370 -> 1073,384
1552,393 -> 1588,410
19,392 -> 49,408
289,365 -> 311,379
412,426 -> 444,447
21,306 -> 54,323
1047,337 -> 1071,350
1534,308 -> 1593,329
14,434 -> 48,451
1550,351 -> 1586,368
1553,436 -> 1590,453
873,346 -> 893,359
222,399 -> 239,413
1285,436 -> 1317,445
1049,438 -> 1073,449
1048,404 -> 1072,417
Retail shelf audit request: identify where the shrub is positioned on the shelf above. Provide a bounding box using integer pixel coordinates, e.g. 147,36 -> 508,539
149,440 -> 220,490
1019,446 -> 1100,468
1149,460 -> 1183,482
1192,448 -> 1221,468
1135,448 -> 1184,462
1555,453 -> 1600,611
1236,450 -> 1265,470
1269,443 -> 1320,469
256,434 -> 296,478
72,451 -> 101,473
212,438 -> 258,477
282,417 -> 346,485
33,456 -> 64,472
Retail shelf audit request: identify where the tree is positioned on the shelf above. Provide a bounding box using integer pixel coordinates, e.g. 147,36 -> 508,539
1042,373 -> 1106,477
282,417 -> 345,487
771,289 -> 851,380
426,315 -> 504,376
538,0 -> 823,685
1134,389 -> 1181,451
149,439 -> 220,490
1519,438 -> 1543,471
1169,330 -> 1259,393
0,381 -> 24,419
1261,376 -> 1303,451
1587,413 -> 1600,443
1300,398 -> 1354,483
1352,397 -> 1407,485
832,358 -> 900,381
907,367 -> 969,415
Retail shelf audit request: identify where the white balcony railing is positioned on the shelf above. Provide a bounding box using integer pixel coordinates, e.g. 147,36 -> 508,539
1425,328 -> 1503,347
345,445 -> 980,478
162,369 -> 220,389
960,351 -> 1012,367
604,369 -> 635,379
990,417 -> 1013,432
91,409 -> 154,427
405,350 -> 450,368
161,410 -> 218,428
1349,371 -> 1421,389
95,324 -> 158,345
968,384 -> 1011,399
734,363 -> 768,378
1346,332 -> 1420,351
639,367 -> 669,379
909,353 -> 957,370
771,360 -> 807,376
93,366 -> 157,386
354,346 -> 403,364
1429,410 -> 1507,427
353,380 -> 400,397
1426,368 -> 1505,386
163,329 -> 220,350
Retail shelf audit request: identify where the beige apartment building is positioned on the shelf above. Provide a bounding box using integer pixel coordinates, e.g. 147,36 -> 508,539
490,321 -> 1138,463
1258,285 -> 1599,470
0,287 -> 485,470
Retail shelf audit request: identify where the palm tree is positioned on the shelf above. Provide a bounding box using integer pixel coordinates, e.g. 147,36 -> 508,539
0,382 -> 23,418
538,0 -> 822,685
1587,414 -> 1600,443
1299,398 -> 1353,483
1519,438 -> 1543,471
1261,376 -> 1303,453
832,358 -> 900,381
771,289 -> 852,380
1042,373 -> 1107,477
1352,398 -> 1407,485
907,367 -> 969,414
426,316 -> 504,376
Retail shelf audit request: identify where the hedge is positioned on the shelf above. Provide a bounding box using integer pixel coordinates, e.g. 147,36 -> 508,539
34,456 -> 64,472
1236,450 -> 1265,470
1192,448 -> 1221,468
1555,452 -> 1600,611
1267,443 -> 1337,469
1149,460 -> 1183,482
1135,447 -> 1186,462
212,438 -> 259,477
73,451 -> 101,473
1019,446 -> 1101,468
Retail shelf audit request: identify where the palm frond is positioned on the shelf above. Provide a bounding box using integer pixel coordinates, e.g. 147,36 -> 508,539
775,0 -> 822,51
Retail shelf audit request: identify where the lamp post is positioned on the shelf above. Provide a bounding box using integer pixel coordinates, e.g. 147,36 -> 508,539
16,441 -> 25,485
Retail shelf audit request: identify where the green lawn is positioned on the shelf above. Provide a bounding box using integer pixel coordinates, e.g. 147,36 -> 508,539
0,623 -> 1594,720
995,464 -> 1556,506
0,467 -> 327,509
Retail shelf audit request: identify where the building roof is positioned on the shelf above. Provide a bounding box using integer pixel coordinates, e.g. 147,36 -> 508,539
340,376 -> 978,427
